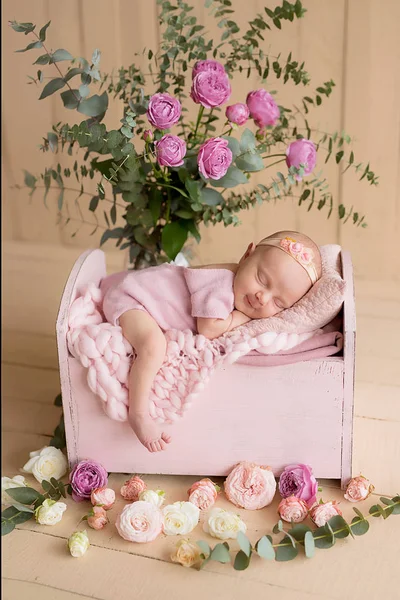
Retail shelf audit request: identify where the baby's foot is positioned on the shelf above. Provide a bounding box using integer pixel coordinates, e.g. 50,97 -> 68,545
129,412 -> 172,453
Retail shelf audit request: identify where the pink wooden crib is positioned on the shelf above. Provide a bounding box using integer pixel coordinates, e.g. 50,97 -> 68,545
56,249 -> 355,490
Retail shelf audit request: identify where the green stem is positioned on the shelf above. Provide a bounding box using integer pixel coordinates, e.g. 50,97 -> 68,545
194,105 -> 205,139
165,188 -> 171,223
263,158 -> 287,169
261,153 -> 287,159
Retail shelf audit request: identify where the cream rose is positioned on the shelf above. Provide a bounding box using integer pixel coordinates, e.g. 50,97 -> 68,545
278,495 -> 309,523
22,446 -> 68,483
203,507 -> 247,540
162,501 -> 200,536
116,501 -> 163,543
309,500 -> 343,527
35,498 -> 67,525
138,489 -> 165,508
68,530 -> 90,557
2,475 -> 28,506
171,539 -> 201,568
344,475 -> 375,502
224,461 -> 276,509
90,487 -> 115,510
187,478 -> 219,511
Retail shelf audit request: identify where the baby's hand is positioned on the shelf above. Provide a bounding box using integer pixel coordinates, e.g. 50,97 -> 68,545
226,309 -> 252,332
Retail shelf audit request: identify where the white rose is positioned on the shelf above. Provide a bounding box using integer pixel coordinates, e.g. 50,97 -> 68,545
35,498 -> 67,525
68,530 -> 90,557
138,489 -> 165,508
162,501 -> 200,536
171,538 -> 202,568
2,475 -> 27,506
22,446 -> 68,483
203,507 -> 247,540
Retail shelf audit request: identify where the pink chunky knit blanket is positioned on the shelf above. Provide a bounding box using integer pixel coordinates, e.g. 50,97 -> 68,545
67,283 -> 322,424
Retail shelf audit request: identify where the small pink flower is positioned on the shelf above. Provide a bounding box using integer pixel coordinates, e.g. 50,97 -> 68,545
285,138 -> 317,181
309,500 -> 343,527
224,461 -> 276,510
116,501 -> 163,543
191,71 -> 231,109
147,93 -> 181,130
90,487 -> 115,510
225,103 -> 250,126
154,134 -> 186,167
192,59 -> 226,80
278,495 -> 309,523
143,129 -> 154,142
120,475 -> 146,502
344,475 -> 375,502
246,89 -> 280,127
278,463 -> 318,508
87,505 -> 108,530
187,478 -> 219,511
197,137 -> 232,180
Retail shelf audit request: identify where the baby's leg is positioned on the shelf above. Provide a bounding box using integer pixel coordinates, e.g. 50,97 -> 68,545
119,309 -> 171,453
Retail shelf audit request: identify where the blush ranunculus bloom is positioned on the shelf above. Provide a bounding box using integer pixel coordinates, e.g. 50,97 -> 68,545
192,59 -> 226,80
69,460 -> 108,502
191,71 -> 232,109
187,478 -> 219,511
278,463 -> 318,508
146,93 -> 182,130
120,475 -> 146,502
225,103 -> 250,126
285,138 -> 317,181
224,461 -> 276,510
154,134 -> 186,167
277,495 -> 309,523
344,475 -> 375,502
246,89 -> 280,127
116,501 -> 163,543
197,137 -> 232,180
87,505 -> 108,530
309,500 -> 343,527
90,487 -> 115,510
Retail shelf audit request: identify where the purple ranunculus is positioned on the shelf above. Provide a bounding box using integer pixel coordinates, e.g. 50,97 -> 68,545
246,89 -> 280,128
191,71 -> 232,109
225,103 -> 250,126
278,463 -> 318,508
192,59 -> 226,80
197,137 -> 233,180
154,134 -> 186,167
146,93 -> 182,130
69,459 -> 108,502
285,138 -> 317,181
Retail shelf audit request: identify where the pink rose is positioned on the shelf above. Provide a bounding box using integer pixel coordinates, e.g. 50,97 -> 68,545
225,103 -> 250,126
120,475 -> 146,502
246,89 -> 280,127
278,463 -> 318,508
116,501 -> 163,543
87,505 -> 108,530
192,59 -> 226,80
69,459 -> 108,502
147,93 -> 181,130
191,71 -> 232,109
90,487 -> 115,510
197,137 -> 232,180
154,134 -> 186,167
278,495 -> 309,523
224,461 -> 276,510
344,475 -> 375,502
143,129 -> 154,142
187,478 -> 219,511
309,500 -> 343,527
285,138 -> 317,181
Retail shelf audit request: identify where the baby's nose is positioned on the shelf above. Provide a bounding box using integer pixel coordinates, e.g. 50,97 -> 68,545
256,290 -> 271,306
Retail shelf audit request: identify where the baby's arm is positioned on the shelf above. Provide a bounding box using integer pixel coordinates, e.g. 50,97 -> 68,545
197,310 -> 251,340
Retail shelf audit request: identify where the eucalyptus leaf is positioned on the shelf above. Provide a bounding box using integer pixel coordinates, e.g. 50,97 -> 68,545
239,128 -> 256,152
39,78 -> 66,100
233,550 -> 250,570
77,92 -> 109,117
200,187 -> 223,206
304,531 -> 315,558
209,165 -> 248,188
235,151 -> 264,172
6,486 -> 41,505
51,49 -> 73,63
256,535 -> 275,559
236,531 -> 252,557
39,21 -> 51,42
210,543 -> 231,563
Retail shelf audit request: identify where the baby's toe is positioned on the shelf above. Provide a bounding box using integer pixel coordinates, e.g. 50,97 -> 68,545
159,439 -> 167,451
161,433 -> 172,444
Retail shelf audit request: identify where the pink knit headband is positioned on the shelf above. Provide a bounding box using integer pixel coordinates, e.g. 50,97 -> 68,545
257,236 -> 318,285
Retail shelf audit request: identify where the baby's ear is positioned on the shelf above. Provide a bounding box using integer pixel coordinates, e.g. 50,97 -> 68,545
239,242 -> 255,263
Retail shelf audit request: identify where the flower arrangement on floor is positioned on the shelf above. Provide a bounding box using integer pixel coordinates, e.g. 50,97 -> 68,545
2,450 -> 399,569
9,0 -> 378,269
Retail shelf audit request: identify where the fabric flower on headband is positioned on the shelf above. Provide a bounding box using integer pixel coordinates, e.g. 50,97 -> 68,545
280,237 -> 314,268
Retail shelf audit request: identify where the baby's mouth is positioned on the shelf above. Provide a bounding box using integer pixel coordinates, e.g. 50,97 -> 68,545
245,295 -> 256,309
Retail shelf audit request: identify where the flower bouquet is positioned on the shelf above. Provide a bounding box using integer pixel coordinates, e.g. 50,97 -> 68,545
10,0 -> 378,269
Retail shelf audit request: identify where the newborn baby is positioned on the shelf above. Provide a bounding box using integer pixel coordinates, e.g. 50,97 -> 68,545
100,230 -> 322,453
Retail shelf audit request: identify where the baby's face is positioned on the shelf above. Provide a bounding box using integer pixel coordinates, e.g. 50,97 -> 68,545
233,244 -> 312,319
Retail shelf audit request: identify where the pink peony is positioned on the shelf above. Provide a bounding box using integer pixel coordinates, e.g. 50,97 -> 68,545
146,93 -> 181,130
197,137 -> 232,180
246,89 -> 280,127
278,463 -> 318,508
278,495 -> 309,523
120,475 -> 146,502
224,461 -> 276,510
116,501 -> 163,543
225,103 -> 250,126
90,487 -> 115,510
87,505 -> 108,530
187,478 -> 219,511
285,138 -> 317,181
192,59 -> 226,80
154,134 -> 186,167
309,500 -> 343,527
191,71 -> 231,109
69,460 -> 108,502
344,475 -> 375,502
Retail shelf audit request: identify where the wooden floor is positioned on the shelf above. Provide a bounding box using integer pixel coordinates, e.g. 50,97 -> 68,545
2,242 -> 400,600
